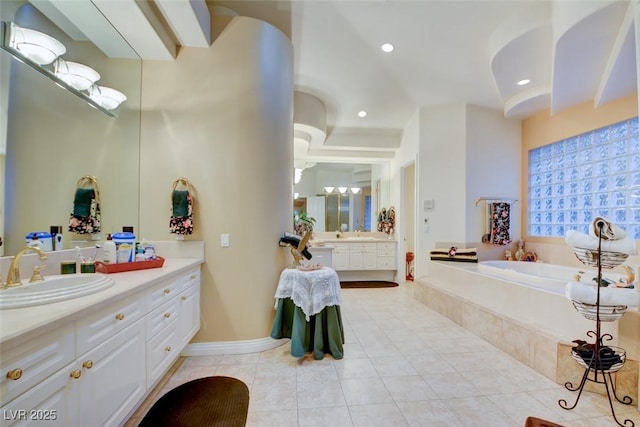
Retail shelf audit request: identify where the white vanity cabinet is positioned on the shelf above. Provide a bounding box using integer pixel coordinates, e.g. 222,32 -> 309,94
329,241 -> 397,271
0,261 -> 202,427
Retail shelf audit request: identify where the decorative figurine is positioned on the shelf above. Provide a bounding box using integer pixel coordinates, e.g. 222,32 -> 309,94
505,250 -> 513,261
515,240 -> 525,261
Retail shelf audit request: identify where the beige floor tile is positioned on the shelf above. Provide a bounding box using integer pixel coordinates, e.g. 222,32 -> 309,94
397,400 -> 461,426
422,371 -> 482,398
348,402 -> 408,427
334,357 -> 379,379
246,409 -> 298,427
249,379 -> 297,412
381,375 -> 438,401
340,377 -> 394,405
298,407 -> 353,427
297,379 -> 347,408
296,358 -> 339,382
370,355 -> 419,377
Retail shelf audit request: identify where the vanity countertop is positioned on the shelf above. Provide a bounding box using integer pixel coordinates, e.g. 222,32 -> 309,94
0,257 -> 203,345
313,238 -> 397,244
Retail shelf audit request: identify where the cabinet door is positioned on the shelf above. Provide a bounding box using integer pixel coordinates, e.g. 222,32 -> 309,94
77,320 -> 145,427
348,249 -> 364,269
332,245 -> 350,270
363,248 -> 377,269
178,283 -> 201,348
0,361 -> 79,427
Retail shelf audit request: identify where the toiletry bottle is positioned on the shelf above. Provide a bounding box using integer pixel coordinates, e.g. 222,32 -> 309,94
27,234 -> 44,250
143,239 -> 155,260
50,226 -> 63,251
103,234 -> 117,264
135,245 -> 145,262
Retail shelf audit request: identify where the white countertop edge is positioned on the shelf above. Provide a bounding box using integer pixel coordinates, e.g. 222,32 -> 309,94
0,257 -> 204,346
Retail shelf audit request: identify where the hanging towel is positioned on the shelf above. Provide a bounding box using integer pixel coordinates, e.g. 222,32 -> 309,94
169,178 -> 194,235
565,230 -> 637,255
69,176 -> 101,234
490,202 -> 511,245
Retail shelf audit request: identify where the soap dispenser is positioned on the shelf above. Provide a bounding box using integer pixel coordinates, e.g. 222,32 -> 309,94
103,234 -> 117,264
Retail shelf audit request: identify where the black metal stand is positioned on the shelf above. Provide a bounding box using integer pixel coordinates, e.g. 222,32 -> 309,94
558,222 -> 635,427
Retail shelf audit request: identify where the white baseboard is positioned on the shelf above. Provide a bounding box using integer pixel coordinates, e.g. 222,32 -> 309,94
181,337 -> 289,356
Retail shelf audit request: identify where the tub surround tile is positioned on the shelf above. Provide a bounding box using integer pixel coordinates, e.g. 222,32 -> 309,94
501,320 -> 531,365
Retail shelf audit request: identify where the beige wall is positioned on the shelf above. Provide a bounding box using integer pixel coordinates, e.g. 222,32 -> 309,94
139,15 -> 293,342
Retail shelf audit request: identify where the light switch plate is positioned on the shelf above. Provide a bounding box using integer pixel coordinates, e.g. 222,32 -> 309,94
221,233 -> 230,247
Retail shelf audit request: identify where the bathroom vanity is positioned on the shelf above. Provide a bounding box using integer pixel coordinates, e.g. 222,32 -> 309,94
0,258 -> 202,427
310,237 -> 397,281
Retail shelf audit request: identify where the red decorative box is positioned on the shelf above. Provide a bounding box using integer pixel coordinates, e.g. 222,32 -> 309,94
95,256 -> 165,274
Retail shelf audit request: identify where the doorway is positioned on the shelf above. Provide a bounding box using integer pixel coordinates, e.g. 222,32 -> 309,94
401,161 -> 416,281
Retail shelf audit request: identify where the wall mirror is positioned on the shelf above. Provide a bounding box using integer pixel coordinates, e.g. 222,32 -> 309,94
293,162 -> 391,233
1,1 -> 141,255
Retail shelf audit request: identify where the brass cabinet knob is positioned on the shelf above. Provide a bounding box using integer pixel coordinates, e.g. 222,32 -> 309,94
164,346 -> 172,352
164,313 -> 171,319
83,360 -> 94,369
181,296 -> 187,301
190,275 -> 196,280
70,370 -> 82,379
115,313 -> 125,321
6,368 -> 22,381
164,288 -> 171,294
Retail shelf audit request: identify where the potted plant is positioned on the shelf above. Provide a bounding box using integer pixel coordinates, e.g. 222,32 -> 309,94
294,210 -> 316,237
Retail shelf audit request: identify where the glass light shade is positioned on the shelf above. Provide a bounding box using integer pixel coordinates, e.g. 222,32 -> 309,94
294,168 -> 303,184
89,85 -> 127,110
53,59 -> 100,91
294,192 -> 299,199
350,187 -> 361,194
324,186 -> 334,193
338,187 -> 348,194
9,22 -> 66,65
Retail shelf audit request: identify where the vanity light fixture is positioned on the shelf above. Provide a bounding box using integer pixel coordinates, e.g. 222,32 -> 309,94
294,168 -> 303,184
324,186 -> 335,193
350,187 -> 361,194
88,85 -> 127,110
357,110 -> 367,118
517,79 -> 531,86
53,58 -> 100,91
6,22 -> 65,65
381,43 -> 394,53
337,187 -> 348,194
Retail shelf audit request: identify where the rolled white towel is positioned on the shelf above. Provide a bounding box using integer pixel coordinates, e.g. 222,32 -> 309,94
565,281 -> 639,307
565,230 -> 637,255
590,216 -> 627,240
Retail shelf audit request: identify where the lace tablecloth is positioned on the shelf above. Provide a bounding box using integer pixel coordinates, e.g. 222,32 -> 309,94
274,267 -> 342,320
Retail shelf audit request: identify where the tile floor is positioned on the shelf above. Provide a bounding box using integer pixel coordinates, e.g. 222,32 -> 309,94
126,283 -> 640,427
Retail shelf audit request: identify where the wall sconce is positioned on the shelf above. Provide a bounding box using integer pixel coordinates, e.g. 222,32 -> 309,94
294,168 -> 303,184
337,187 -> 348,194
350,187 -> 361,194
324,186 -> 335,193
294,192 -> 299,199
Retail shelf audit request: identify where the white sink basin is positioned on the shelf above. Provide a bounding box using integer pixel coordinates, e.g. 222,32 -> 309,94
0,274 -> 114,309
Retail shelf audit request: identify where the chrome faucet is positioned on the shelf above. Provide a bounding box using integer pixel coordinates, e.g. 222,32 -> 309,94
5,246 -> 48,287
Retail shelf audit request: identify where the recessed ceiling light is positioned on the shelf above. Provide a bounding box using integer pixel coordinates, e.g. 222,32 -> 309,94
381,43 -> 394,53
517,79 -> 531,86
357,110 -> 367,118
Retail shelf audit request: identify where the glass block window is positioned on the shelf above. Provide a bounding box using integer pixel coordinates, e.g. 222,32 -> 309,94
528,117 -> 640,239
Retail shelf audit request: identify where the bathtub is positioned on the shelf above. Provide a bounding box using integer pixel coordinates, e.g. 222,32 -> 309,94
477,260 -> 625,294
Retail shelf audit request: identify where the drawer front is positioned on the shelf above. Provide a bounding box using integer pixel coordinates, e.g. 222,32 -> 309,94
146,276 -> 181,311
377,248 -> 396,257
76,294 -> 145,355
377,256 -> 397,269
377,242 -> 396,252
349,243 -> 376,251
332,243 -> 349,251
146,324 -> 180,388
178,268 -> 201,292
146,298 -> 180,339
1,324 -> 75,406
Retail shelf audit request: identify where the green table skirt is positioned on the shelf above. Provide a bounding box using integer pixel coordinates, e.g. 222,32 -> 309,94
270,298 -> 345,360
